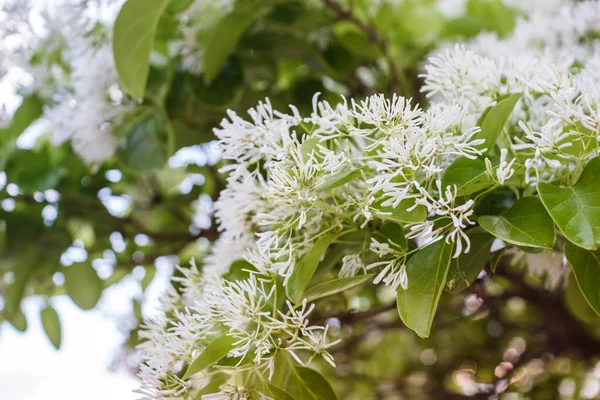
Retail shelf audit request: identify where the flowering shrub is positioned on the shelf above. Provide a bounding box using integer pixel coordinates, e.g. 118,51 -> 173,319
136,3 -> 600,395
3,0 -> 600,399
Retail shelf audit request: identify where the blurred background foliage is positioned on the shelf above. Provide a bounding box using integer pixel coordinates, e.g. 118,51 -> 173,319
2,0 -> 600,398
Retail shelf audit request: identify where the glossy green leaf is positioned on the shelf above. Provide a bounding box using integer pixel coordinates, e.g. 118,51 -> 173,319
441,157 -> 490,196
475,187 -> 517,216
564,242 -> 600,316
194,373 -> 229,399
397,240 -> 453,338
317,166 -> 365,192
286,365 -> 338,400
288,234 -> 337,303
183,334 -> 237,379
63,263 -> 103,310
538,157 -> 600,250
203,1 -> 273,84
373,199 -> 427,224
479,196 -> 555,248
113,0 -> 171,99
41,305 -> 61,350
303,274 -> 373,302
446,228 -> 494,292
475,93 -> 522,152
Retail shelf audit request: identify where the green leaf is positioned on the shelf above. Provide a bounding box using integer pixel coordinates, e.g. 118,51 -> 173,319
267,383 -> 295,400
117,110 -> 173,171
189,56 -> 244,108
475,187 -> 517,216
446,228 -> 494,292
396,240 -> 453,338
300,137 -> 321,162
317,166 -> 365,192
41,305 -> 61,350
564,242 -> 600,316
490,247 -> 506,273
183,334 -> 237,379
538,157 -> 600,250
288,234 -> 337,303
442,157 -> 490,196
7,309 -> 27,332
373,199 -> 427,224
479,196 -> 555,248
203,1 -> 274,84
286,365 -> 338,400
4,260 -> 37,319
63,263 -> 103,310
113,0 -> 171,99
0,95 -> 43,157
475,93 -> 522,152
377,222 -> 407,251
4,148 -> 63,193
195,372 -> 230,399
303,274 -> 373,302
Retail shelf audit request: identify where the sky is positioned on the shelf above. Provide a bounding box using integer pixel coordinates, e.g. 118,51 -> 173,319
0,296 -> 140,400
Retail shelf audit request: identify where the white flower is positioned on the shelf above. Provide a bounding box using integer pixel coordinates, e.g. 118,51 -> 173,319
339,254 -> 366,278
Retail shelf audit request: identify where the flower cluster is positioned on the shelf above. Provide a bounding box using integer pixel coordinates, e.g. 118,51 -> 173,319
136,1 -> 600,398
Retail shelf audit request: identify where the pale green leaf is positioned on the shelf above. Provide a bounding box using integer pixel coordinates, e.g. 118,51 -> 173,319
303,274 -> 373,302
41,306 -> 61,350
373,199 -> 427,224
63,263 -> 103,310
317,166 -> 365,192
113,0 -> 171,99
184,334 -> 237,379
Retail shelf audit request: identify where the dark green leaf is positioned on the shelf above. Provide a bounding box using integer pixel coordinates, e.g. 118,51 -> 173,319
117,110 -> 173,171
538,157 -> 600,250
63,263 -> 103,310
303,274 -> 373,302
479,196 -> 555,248
203,1 -> 274,84
41,305 -> 61,349
113,0 -> 170,99
564,242 -> 600,316
490,247 -> 506,273
446,228 -> 494,292
189,57 -> 244,108
397,240 -> 453,338
475,187 -> 517,216
183,334 -> 237,379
